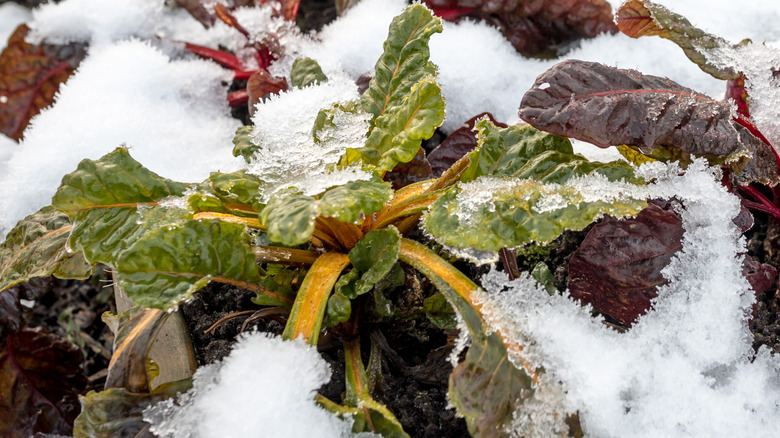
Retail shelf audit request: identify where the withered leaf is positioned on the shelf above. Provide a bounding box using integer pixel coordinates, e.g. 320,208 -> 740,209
0,328 -> 86,437
0,25 -> 85,141
247,69 -> 288,117
519,59 -> 780,185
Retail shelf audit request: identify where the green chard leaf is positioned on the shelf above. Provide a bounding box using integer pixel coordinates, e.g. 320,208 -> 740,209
348,5 -> 445,172
463,120 -> 639,184
0,206 -> 92,292
260,180 -> 392,246
232,125 -> 259,163
423,293 -> 457,330
290,57 -> 328,89
51,147 -> 190,266
616,0 -> 738,80
335,227 -> 401,299
209,169 -> 264,211
116,219 -> 263,310
425,120 -> 647,251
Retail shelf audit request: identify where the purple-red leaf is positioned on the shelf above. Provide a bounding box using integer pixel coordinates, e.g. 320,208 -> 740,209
0,25 -> 84,141
0,328 -> 86,437
246,69 -> 288,116
384,148 -> 433,189
744,255 -> 777,298
519,59 -> 780,185
568,202 -> 684,326
428,112 -> 506,177
424,0 -> 617,57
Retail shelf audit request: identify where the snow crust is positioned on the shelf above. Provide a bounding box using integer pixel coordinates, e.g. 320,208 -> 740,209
248,75 -> 373,200
144,332 -> 368,438
477,160 -> 780,437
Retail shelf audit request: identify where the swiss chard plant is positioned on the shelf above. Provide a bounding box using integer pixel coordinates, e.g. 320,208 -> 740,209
3,1 -> 780,437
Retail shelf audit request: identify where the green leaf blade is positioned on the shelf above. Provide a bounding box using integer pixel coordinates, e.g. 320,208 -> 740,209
318,180 -> 392,224
336,227 -> 401,299
116,220 -> 262,310
290,57 -> 328,89
260,192 -> 317,246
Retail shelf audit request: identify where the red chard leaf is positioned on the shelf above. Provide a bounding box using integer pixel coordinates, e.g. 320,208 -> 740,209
428,112 -> 506,177
568,202 -> 684,326
384,147 -> 433,189
0,328 -> 86,437
424,0 -> 616,57
0,25 -> 84,141
743,255 -> 777,298
0,288 -> 25,343
247,69 -> 288,117
519,59 -> 780,185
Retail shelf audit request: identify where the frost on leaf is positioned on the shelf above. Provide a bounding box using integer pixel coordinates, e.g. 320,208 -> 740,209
519,59 -> 780,185
0,24 -> 84,141
616,0 -> 738,80
424,175 -> 647,251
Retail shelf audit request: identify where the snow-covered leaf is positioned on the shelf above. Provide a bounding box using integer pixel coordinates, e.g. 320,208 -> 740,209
0,206 -> 92,293
51,148 -> 190,266
290,57 -> 328,89
116,220 -> 264,310
616,0 -> 738,80
463,119 -> 639,184
519,59 -> 780,185
568,202 -> 684,326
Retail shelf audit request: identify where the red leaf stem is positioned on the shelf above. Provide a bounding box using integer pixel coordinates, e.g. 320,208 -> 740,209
227,89 -> 249,107
738,185 -> 780,222
184,43 -> 242,70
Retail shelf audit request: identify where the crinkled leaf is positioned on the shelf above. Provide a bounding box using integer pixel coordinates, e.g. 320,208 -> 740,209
73,379 -> 191,438
361,5 -> 442,119
102,307 -> 170,392
616,144 -> 660,167
0,24 -> 85,141
318,179 -> 393,223
423,293 -> 457,329
428,112 -> 506,177
449,331 -> 533,437
519,60 -> 780,184
0,206 -> 92,293
253,266 -> 301,307
261,180 -> 391,246
616,0 -> 738,80
247,69 -> 288,117
336,227 -> 401,299
290,57 -> 328,89
424,0 -> 616,57
568,202 -> 684,326
260,192 -> 317,246
353,5 -> 444,172
232,125 -> 259,163
0,328 -> 85,437
0,288 -> 25,343
425,176 -> 647,251
356,76 -> 445,172
463,119 -> 639,184
116,220 -> 262,310
519,59 -> 780,185
325,291 -> 351,327
51,148 -> 190,265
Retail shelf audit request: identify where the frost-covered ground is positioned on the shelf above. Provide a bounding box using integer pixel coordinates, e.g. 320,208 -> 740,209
2,0 -> 780,436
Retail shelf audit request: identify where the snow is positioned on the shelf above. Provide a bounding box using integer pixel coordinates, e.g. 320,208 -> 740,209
143,332 -> 367,438
0,2 -> 30,43
477,160 -> 780,437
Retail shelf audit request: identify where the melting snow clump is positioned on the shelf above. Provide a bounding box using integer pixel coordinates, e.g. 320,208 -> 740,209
476,160 -> 780,437
144,332 -> 367,438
